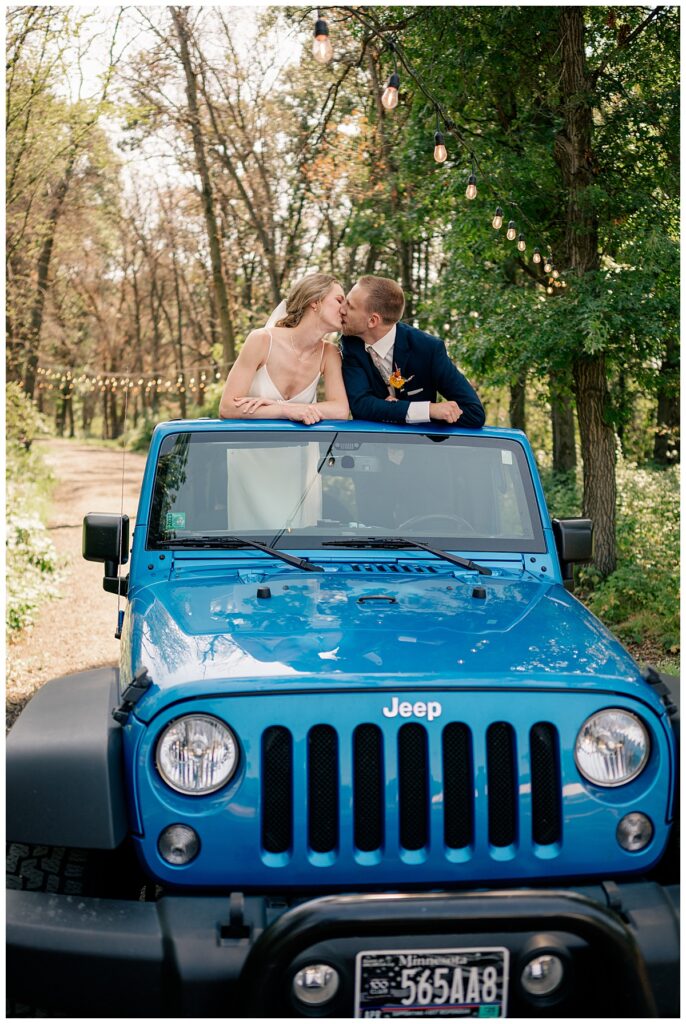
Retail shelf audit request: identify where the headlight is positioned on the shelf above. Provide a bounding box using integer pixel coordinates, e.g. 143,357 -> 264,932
156,715 -> 238,794
575,709 -> 649,787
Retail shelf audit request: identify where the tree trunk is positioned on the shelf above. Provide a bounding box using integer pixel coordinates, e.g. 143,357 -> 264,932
550,375 -> 577,473
509,379 -> 526,432
653,336 -> 679,464
23,152 -> 76,397
555,6 -> 616,575
171,7 -> 235,366
573,354 -> 616,575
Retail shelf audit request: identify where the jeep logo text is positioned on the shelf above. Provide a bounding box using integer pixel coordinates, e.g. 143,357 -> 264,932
382,697 -> 442,721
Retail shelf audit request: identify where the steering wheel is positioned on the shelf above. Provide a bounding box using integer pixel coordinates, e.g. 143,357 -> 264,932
397,513 -> 477,534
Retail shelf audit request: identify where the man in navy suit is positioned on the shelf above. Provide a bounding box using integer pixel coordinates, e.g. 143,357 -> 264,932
340,275 -> 484,427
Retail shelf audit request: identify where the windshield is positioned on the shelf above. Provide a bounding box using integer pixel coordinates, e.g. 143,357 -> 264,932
147,430 -> 545,552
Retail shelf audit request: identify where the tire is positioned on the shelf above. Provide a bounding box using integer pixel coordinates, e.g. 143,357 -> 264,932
7,842 -> 155,1016
6,843 -> 92,896
7,840 -> 155,899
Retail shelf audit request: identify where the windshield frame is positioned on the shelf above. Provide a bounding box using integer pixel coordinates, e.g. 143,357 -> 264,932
146,428 -> 547,554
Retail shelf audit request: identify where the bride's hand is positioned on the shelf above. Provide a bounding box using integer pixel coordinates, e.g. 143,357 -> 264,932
285,403 -> 322,425
233,396 -> 273,414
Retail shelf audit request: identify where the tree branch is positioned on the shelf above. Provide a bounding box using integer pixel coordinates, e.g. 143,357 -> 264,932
590,7 -> 667,86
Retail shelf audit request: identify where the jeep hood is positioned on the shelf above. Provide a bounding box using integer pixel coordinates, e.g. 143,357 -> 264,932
124,567 -> 647,722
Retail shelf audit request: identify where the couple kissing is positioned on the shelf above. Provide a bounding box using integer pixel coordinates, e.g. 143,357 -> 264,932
218,273 -> 485,428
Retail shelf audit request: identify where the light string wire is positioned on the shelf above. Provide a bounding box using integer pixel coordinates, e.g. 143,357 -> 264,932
322,6 -> 564,278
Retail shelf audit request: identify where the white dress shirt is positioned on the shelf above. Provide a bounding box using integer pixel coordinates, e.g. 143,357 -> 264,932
365,325 -> 431,423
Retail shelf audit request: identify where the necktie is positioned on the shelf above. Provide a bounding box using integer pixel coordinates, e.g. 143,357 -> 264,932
368,347 -> 390,385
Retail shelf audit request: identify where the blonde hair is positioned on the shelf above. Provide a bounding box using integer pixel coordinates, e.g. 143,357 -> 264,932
358,275 -> 405,324
276,273 -> 340,328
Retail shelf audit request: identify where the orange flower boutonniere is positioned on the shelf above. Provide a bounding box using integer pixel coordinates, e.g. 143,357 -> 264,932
389,365 -> 414,391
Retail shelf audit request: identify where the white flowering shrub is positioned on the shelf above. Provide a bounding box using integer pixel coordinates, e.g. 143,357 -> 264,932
6,503 -> 59,633
6,385 -> 58,633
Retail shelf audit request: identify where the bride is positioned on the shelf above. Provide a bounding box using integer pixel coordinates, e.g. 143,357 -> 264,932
218,273 -> 349,422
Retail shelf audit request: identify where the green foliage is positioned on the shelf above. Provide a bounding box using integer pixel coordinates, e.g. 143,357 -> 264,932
542,458 -> 680,653
191,382 -> 223,419
6,396 -> 59,633
6,509 -> 59,632
6,382 -> 49,446
124,417 -> 157,453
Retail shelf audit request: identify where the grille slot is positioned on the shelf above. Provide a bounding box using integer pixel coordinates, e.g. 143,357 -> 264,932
442,723 -> 473,848
530,722 -> 562,845
487,722 -> 517,846
398,724 -> 429,850
308,725 -> 339,853
349,562 -> 439,574
261,727 -> 292,853
353,725 -> 384,851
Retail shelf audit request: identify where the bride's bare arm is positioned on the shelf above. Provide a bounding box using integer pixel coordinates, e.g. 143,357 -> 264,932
218,330 -> 285,420
313,343 -> 350,420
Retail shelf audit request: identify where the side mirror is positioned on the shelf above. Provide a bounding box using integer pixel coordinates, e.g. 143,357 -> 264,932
83,514 -> 130,565
83,514 -> 130,597
552,518 -> 593,591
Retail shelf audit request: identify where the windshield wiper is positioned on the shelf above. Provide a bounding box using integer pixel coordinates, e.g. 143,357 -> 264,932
158,535 -> 323,572
323,537 -> 492,575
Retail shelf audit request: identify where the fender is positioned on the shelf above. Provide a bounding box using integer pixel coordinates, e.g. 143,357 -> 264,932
6,667 -> 127,849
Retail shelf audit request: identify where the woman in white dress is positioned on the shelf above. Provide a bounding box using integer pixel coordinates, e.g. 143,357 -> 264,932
218,273 -> 349,423
218,274 -> 349,531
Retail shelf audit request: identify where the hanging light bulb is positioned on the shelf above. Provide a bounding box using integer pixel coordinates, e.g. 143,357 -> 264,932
552,268 -> 560,279
517,233 -> 526,252
506,221 -> 517,241
381,71 -> 400,110
433,130 -> 447,163
312,13 -> 332,64
465,174 -> 477,200
561,280 -> 567,288
546,286 -> 554,295
544,256 -> 553,273
532,247 -> 541,264
492,207 -> 504,230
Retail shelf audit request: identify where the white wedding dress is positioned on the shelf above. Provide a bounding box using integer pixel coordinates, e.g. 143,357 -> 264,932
227,329 -> 324,532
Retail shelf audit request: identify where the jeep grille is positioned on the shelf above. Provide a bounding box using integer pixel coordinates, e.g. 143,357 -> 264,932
260,720 -> 562,858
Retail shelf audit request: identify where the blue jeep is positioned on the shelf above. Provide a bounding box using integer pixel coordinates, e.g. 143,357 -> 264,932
7,420 -> 679,1017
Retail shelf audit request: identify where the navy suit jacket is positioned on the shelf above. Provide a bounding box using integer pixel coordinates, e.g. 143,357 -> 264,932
340,322 -> 485,427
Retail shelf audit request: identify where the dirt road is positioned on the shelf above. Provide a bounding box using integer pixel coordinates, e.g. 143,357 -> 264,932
6,439 -> 147,728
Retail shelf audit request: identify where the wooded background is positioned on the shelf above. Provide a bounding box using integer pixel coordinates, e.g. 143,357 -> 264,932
6,5 -> 680,592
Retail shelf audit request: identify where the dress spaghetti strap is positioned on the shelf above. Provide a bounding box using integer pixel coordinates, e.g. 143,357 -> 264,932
318,340 -> 326,374
264,329 -> 273,364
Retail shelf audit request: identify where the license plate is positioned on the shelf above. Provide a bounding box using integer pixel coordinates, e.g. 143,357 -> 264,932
354,946 -> 509,1018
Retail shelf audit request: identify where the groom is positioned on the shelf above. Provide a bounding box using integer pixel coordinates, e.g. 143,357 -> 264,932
340,275 -> 484,427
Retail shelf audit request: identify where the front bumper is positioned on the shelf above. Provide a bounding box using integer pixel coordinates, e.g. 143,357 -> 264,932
7,882 -> 679,1017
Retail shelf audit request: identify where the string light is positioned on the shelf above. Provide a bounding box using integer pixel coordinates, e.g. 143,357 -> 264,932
544,256 -> 553,273
312,11 -> 332,64
381,70 -> 400,110
552,268 -> 560,279
309,16 -> 560,292
433,130 -> 447,163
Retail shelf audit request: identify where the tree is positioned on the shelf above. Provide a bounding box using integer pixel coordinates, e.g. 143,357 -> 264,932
333,5 -> 678,576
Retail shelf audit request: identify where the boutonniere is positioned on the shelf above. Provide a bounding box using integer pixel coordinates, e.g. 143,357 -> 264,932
389,364 -> 414,391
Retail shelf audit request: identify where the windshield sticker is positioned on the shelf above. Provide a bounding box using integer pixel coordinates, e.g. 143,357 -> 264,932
501,450 -> 513,464
165,511 -> 186,531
